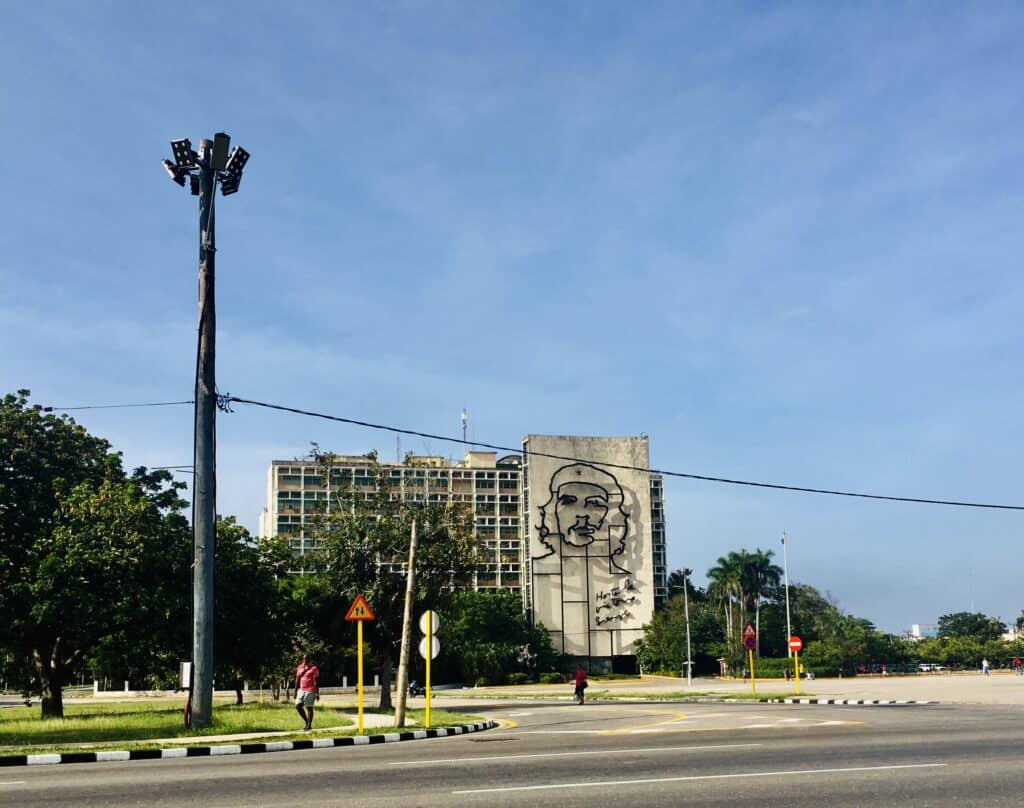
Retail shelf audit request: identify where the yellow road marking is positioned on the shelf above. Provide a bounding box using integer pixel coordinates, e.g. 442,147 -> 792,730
494,718 -> 519,729
600,710 -> 688,735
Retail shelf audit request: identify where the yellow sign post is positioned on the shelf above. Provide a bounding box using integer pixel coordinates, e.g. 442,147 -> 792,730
419,610 -> 440,729
345,594 -> 376,734
743,624 -> 757,695
425,610 -> 432,729
788,635 -> 803,696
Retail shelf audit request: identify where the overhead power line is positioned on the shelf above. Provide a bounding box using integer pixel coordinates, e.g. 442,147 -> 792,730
224,396 -> 1024,512
43,401 -> 194,412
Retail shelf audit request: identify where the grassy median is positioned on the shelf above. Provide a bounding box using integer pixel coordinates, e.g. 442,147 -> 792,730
0,701 -> 483,756
0,700 -> 354,748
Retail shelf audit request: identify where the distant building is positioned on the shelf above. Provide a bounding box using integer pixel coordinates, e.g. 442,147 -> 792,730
259,450 -> 524,592
260,434 -> 668,668
909,623 -> 939,640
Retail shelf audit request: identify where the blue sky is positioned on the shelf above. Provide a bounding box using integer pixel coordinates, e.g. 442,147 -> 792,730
2,2 -> 1022,633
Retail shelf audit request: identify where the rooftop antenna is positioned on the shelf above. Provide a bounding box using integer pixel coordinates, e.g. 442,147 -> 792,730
461,408 -> 468,453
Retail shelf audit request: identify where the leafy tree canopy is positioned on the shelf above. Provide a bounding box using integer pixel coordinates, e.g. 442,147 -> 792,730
938,611 -> 1006,641
0,389 -> 190,717
304,450 -> 480,708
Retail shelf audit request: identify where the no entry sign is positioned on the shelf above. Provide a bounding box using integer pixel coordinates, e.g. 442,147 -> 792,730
789,635 -> 803,652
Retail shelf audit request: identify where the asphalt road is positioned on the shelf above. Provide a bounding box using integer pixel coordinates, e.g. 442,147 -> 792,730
4,700 -> 1024,807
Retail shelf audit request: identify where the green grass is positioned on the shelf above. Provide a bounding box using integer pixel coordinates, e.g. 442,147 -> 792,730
0,700 -> 354,748
0,701 -> 485,756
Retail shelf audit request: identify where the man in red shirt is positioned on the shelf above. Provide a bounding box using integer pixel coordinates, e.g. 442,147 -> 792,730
294,653 -> 320,730
574,665 -> 588,705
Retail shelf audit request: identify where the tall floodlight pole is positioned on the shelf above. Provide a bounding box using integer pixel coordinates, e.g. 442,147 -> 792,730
162,134 -> 250,728
681,568 -> 693,688
782,532 -> 793,658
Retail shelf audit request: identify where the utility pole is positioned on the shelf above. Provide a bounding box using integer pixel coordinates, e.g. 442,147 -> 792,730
163,134 -> 250,728
682,568 -> 693,688
394,517 -> 419,728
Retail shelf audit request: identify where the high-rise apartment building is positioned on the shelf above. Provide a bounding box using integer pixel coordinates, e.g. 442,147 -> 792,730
259,450 -> 525,591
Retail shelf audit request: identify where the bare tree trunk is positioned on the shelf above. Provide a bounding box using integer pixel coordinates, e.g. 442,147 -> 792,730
234,677 -> 243,706
377,652 -> 393,711
33,639 -> 79,720
37,665 -> 64,719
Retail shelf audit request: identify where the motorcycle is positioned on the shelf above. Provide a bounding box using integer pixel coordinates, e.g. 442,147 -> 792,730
409,681 -> 425,698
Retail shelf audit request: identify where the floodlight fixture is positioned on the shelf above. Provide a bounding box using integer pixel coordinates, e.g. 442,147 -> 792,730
190,174 -> 200,196
223,146 -> 249,178
219,175 -> 240,196
211,132 -> 231,171
170,138 -> 197,168
162,159 -> 187,187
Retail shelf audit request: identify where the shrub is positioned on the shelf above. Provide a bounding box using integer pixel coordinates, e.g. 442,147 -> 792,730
506,673 -> 529,685
538,672 -> 565,684
474,676 -> 490,687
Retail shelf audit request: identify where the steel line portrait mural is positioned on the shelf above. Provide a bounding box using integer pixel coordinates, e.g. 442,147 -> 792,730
525,436 -> 655,661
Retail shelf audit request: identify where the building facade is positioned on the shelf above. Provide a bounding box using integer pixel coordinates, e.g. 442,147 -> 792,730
259,451 -> 524,591
260,434 -> 668,665
523,435 -> 666,669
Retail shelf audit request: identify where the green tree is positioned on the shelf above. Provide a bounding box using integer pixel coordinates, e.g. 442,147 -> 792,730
0,391 -> 190,717
706,552 -> 746,662
938,612 -> 1006,641
742,549 -> 783,657
637,587 -> 723,675
441,590 -> 559,684
306,453 -> 479,709
215,517 -> 293,704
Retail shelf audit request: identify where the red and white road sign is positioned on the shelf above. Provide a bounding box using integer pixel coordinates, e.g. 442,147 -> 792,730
743,624 -> 757,651
344,593 -> 375,622
788,635 -> 803,652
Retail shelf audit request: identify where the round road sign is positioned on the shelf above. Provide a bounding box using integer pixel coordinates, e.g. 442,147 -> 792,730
743,634 -> 756,651
788,635 -> 803,652
418,635 -> 440,660
419,610 -> 440,634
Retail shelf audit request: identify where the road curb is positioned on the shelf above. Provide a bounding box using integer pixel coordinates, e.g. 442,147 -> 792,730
764,698 -> 936,706
0,720 -> 497,767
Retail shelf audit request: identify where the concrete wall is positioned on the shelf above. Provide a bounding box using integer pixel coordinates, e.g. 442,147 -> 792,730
524,435 -> 655,661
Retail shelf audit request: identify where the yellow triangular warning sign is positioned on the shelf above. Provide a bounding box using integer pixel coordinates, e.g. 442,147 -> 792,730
345,593 -> 375,622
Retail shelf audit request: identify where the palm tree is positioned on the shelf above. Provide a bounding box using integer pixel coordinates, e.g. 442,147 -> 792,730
743,549 -> 783,657
707,552 -> 747,656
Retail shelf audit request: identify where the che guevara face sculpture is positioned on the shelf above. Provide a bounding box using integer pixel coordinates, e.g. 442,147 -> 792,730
536,463 -> 630,572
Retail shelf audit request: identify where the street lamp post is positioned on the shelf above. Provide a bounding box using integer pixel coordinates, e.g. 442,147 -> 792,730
682,567 -> 693,688
162,134 -> 250,729
782,532 -> 792,659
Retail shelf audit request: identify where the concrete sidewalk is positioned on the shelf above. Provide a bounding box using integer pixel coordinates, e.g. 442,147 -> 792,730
431,671 -> 1024,707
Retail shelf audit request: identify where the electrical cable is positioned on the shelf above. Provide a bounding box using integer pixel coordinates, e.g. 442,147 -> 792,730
224,395 -> 1024,512
43,401 -> 193,411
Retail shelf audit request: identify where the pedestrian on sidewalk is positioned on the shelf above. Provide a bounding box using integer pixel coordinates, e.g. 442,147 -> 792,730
1013,657 -> 1021,676
573,665 -> 588,705
981,657 -> 990,676
294,653 -> 320,730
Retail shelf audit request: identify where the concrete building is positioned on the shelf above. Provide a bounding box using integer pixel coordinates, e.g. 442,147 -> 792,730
523,435 -> 666,671
259,450 -> 524,591
260,434 -> 668,667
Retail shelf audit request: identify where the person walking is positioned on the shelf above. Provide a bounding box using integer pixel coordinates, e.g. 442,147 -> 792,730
1013,657 -> 1021,677
573,665 -> 588,705
981,657 -> 990,676
294,653 -> 320,730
